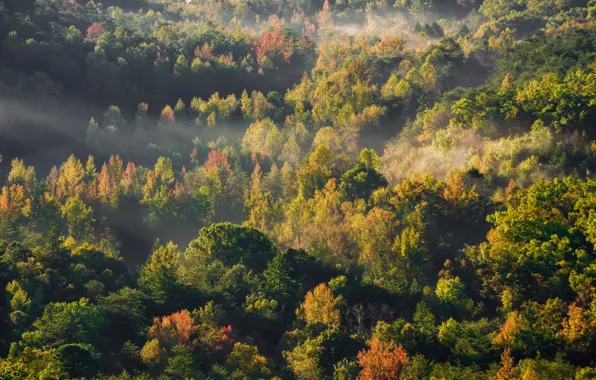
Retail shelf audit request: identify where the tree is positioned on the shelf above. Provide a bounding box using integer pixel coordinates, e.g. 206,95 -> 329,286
202,150 -> 231,196
261,252 -> 302,305
174,98 -> 187,123
516,358 -> 577,379
381,74 -> 413,101
242,119 -> 282,158
437,318 -> 497,363
54,343 -> 100,379
480,0 -> 517,19
356,337 -> 409,380
159,105 -> 176,128
189,223 -> 276,272
61,194 -> 94,240
103,105 -> 124,130
186,186 -> 215,227
466,178 -> 595,302
557,303 -> 593,354
340,155 -> 388,201
6,280 -> 37,333
245,161 -> 263,208
164,344 -> 198,378
435,276 -> 468,306
99,287 -> 147,334
254,29 -> 294,68
147,310 -> 198,349
21,299 -> 107,349
490,348 -> 517,380
86,22 -> 105,40
55,155 -> 85,201
0,184 -> 31,228
284,337 -> 324,380
297,152 -> 332,199
279,195 -> 311,249
97,155 -> 123,208
413,301 -> 437,350
7,158 -> 36,195
313,128 -> 342,152
442,169 -> 479,213
281,137 -> 303,167
135,102 -> 150,131
173,55 -> 190,77
225,343 -> 270,379
122,162 -> 141,197
142,157 -> 177,224
245,162 -> 280,233
241,90 -> 274,120
139,242 -> 181,305
264,163 -> 283,199
297,283 -> 342,328
141,338 -> 166,367
347,207 -> 396,274
84,156 -> 97,182
141,310 -> 202,373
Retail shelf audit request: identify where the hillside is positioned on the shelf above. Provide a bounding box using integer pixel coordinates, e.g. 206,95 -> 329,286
0,0 -> 595,378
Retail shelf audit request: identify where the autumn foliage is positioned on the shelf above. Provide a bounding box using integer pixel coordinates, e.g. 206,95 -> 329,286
160,105 -> 176,124
297,283 -> 342,328
86,22 -> 105,39
491,348 -> 517,380
3,0 -> 596,378
254,29 -> 294,65
148,310 -> 198,348
357,337 -> 409,380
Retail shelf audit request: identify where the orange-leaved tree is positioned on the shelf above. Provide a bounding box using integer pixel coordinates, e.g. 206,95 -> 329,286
356,337 -> 409,380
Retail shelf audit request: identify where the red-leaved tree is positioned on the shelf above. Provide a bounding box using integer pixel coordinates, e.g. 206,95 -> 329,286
86,22 -> 105,39
253,29 -> 294,66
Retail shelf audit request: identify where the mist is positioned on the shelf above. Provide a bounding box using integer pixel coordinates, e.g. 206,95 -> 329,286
381,130 -> 483,182
0,97 -> 252,268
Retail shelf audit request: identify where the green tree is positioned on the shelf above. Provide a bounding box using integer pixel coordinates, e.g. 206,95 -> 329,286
138,242 -> 181,305
189,223 -> 276,272
225,342 -> 271,379
21,298 -> 107,349
61,194 -> 94,240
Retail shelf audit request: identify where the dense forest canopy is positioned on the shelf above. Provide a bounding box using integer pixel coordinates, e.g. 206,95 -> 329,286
0,0 -> 596,378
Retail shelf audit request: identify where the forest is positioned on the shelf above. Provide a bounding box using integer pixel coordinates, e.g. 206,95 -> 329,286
0,0 -> 596,378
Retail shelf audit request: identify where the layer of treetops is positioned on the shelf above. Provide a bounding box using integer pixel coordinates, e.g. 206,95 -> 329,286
0,0 -> 596,378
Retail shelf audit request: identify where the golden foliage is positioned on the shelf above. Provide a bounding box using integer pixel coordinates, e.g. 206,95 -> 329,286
297,283 -> 342,328
492,311 -> 522,347
490,347 -> 517,380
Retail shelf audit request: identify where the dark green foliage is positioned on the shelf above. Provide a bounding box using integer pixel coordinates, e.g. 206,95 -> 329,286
54,343 -> 100,379
261,252 -> 302,305
191,223 -> 276,272
340,165 -> 388,201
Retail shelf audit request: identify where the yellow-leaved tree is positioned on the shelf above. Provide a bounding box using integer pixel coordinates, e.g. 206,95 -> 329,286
297,283 -> 342,328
